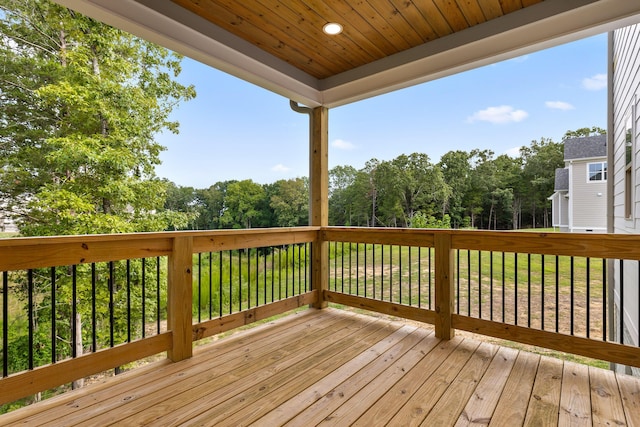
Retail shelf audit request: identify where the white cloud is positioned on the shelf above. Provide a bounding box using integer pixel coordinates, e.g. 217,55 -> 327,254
271,164 -> 290,173
467,105 -> 528,124
505,146 -> 522,158
331,139 -> 356,150
545,101 -> 575,111
582,73 -> 606,91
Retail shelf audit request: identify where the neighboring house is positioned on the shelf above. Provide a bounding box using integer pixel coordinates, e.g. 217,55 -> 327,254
0,206 -> 18,233
549,135 -> 607,233
610,23 -> 640,375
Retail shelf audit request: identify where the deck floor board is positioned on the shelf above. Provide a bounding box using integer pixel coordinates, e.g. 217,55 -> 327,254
3,307 -> 640,427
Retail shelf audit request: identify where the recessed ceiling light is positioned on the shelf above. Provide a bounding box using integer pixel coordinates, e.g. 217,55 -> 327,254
323,22 -> 343,35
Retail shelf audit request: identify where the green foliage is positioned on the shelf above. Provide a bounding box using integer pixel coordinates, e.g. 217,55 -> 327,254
409,212 -> 451,229
191,247 -> 309,319
0,0 -> 195,235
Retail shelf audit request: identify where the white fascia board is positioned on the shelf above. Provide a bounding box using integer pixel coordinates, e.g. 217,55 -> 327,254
320,0 -> 640,107
51,0 -> 324,107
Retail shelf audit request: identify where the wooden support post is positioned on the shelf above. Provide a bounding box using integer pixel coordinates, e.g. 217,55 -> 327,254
435,232 -> 455,339
310,106 -> 328,309
167,236 -> 193,361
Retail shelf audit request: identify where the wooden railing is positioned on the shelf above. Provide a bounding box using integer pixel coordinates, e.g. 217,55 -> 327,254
324,227 -> 640,369
0,228 -> 318,406
1,226 -> 640,408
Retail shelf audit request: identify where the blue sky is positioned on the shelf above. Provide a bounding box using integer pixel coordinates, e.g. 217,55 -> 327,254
156,33 -> 607,189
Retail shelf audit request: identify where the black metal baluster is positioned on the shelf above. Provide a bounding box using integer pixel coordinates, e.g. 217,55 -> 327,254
399,245 -> 402,304
342,242 -> 345,294
619,259 -> 624,344
219,252 -> 223,315
428,247 -> 432,310
156,257 -> 161,334
51,267 -> 56,364
127,260 -> 131,342
501,252 -> 505,323
541,254 -> 545,330
109,261 -> 114,347
570,256 -> 575,336
467,250 -> 471,316
3,272 -> 8,377
51,267 -> 57,363
142,258 -> 146,338
408,246 -> 412,306
456,249 -> 460,314
28,269 -> 33,370
229,251 -> 233,313
238,250 -> 242,310
514,254 -> 518,326
381,245 -> 384,300
278,247 -> 282,300
390,245 -> 393,302
333,242 -> 337,291
72,265 -> 77,358
586,258 -> 591,339
478,251 -> 482,319
556,255 -> 560,332
602,258 -> 606,341
527,254 -> 531,328
198,253 -> 202,321
349,243 -> 353,295
92,264 -> 97,351
210,253 -> 213,319
356,243 -> 359,296
418,247 -> 422,308
247,249 -> 250,309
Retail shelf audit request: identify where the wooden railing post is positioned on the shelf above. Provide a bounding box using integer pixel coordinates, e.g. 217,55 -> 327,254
167,236 -> 193,361
435,232 -> 455,339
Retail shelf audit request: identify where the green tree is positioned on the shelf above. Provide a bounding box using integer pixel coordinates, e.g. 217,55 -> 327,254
329,165 -> 358,225
439,150 -> 471,228
220,180 -> 266,228
163,181 -> 200,229
0,0 -> 195,236
193,181 -> 235,229
268,178 -> 309,227
563,126 -> 606,139
519,137 -> 564,228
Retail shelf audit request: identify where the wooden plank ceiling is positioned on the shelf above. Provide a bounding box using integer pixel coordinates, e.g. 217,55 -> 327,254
172,0 -> 544,80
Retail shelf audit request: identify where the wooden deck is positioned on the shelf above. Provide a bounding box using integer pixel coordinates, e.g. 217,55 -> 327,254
2,308 -> 640,426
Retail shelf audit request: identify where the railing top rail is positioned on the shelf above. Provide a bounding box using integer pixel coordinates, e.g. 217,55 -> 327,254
0,227 -> 320,271
321,227 -> 640,260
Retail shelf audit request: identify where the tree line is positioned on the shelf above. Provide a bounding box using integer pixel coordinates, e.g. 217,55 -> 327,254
165,127 -> 604,231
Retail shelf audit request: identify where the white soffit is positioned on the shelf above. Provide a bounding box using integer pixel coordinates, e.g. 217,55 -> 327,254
52,0 -> 640,108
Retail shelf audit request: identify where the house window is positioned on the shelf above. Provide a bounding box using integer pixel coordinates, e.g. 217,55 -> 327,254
588,162 -> 607,182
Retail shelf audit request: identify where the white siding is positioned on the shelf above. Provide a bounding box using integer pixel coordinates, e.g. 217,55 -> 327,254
569,160 -> 607,232
611,25 -> 640,354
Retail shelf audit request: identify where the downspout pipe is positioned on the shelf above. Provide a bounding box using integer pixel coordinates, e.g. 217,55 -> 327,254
290,100 -> 314,225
